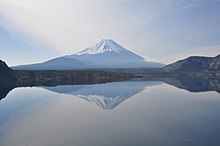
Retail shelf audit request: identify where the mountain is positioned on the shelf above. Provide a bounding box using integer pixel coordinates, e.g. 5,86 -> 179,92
13,39 -> 164,70
43,81 -> 162,110
163,55 -> 220,72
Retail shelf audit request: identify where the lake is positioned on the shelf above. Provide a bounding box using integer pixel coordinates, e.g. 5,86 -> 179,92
0,77 -> 220,146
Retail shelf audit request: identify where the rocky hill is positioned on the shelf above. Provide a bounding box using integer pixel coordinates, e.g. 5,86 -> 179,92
0,59 -> 15,81
0,59 -> 11,73
163,55 -> 220,72
0,59 -> 16,100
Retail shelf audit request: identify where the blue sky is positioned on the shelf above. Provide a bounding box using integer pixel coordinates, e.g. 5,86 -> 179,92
0,0 -> 220,66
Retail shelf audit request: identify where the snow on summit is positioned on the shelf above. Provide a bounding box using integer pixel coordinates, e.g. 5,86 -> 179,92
76,39 -> 134,55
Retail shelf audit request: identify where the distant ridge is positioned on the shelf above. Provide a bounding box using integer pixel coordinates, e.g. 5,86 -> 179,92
163,55 -> 220,72
13,39 -> 164,70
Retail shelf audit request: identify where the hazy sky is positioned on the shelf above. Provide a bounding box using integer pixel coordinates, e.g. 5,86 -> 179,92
0,0 -> 220,66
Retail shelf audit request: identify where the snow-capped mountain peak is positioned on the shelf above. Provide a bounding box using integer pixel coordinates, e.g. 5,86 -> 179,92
76,39 -> 129,55
13,39 -> 164,70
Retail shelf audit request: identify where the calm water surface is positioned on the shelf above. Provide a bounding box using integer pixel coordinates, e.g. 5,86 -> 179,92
0,79 -> 220,146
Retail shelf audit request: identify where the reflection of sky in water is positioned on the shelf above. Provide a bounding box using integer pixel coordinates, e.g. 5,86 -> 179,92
0,88 -> 57,124
0,82 -> 220,146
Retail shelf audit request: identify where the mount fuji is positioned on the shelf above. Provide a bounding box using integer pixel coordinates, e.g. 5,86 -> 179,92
14,39 -> 164,70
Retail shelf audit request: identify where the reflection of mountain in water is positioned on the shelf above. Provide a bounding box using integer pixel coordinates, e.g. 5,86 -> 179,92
44,81 -> 162,109
162,77 -> 220,93
0,76 -> 219,110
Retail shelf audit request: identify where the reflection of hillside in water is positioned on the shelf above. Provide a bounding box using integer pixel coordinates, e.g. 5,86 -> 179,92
43,77 -> 220,109
44,81 -> 162,109
0,84 -> 14,101
0,77 -> 219,107
162,77 -> 220,93
0,77 -> 15,101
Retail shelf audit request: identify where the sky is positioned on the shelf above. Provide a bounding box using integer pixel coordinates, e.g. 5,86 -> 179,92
0,0 -> 220,66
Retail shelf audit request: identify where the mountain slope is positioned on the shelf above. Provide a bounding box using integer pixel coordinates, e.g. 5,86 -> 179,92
0,60 -> 16,99
163,55 -> 220,72
0,59 -> 11,73
14,57 -> 89,70
13,39 -> 164,70
0,59 -> 14,78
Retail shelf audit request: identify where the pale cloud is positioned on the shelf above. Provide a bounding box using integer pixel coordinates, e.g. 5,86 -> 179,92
0,0 -> 219,63
0,0 -> 156,54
